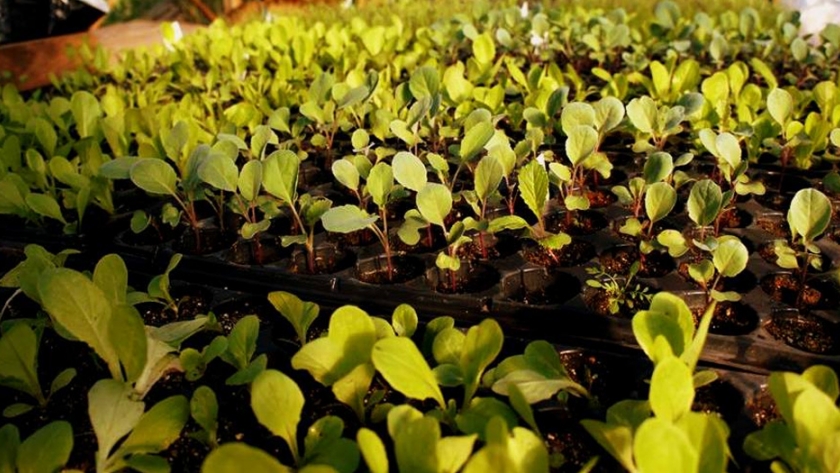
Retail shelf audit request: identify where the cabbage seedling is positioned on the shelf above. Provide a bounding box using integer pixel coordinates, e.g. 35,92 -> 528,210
686,236 -> 749,304
0,421 -> 74,472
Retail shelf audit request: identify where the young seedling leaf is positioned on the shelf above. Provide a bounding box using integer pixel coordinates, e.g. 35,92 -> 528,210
788,188 -> 832,243
372,337 -> 445,408
392,152 -> 427,193
251,370 -> 304,461
130,159 -> 178,196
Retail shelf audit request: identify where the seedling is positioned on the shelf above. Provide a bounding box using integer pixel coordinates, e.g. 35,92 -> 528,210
0,421 -> 74,472
262,149 -> 332,274
218,315 -> 267,386
189,386 -> 220,450
517,159 -> 572,263
0,244 -> 78,322
267,290 -> 319,346
0,322 -> 76,418
686,236 -> 749,304
626,94 -> 701,152
773,188 -> 832,309
88,379 -> 188,473
585,261 -> 652,315
487,339 -> 587,404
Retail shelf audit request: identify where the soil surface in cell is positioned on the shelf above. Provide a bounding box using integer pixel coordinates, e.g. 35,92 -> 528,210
765,312 -> 838,354
356,255 -> 424,284
522,240 -> 595,268
547,210 -> 608,236
690,301 -> 759,336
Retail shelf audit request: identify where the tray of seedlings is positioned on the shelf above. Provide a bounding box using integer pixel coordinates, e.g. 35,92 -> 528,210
1,245 -> 833,472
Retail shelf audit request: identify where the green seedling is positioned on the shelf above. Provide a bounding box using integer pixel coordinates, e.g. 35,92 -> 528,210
267,290 -> 319,346
686,236 -> 749,304
0,244 -> 78,322
585,261 -> 652,315
773,188 -> 832,309
189,386 -> 220,450
743,365 -> 840,472
218,315 -> 267,386
0,322 -> 76,418
0,421 -> 74,473
88,379 -> 188,473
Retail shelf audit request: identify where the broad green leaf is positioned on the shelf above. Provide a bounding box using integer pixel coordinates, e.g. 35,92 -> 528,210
356,429 -> 388,473
713,238 -> 748,277
474,155 -> 503,202
119,395 -> 189,455
416,183 -> 452,227
262,150 -> 299,203
519,160 -> 548,221
199,154 -> 238,192
688,180 -> 722,227
391,304 -> 418,338
0,323 -> 41,401
93,254 -> 128,306
109,305 -> 147,385
627,96 -> 657,134
38,269 -> 120,379
715,132 -> 741,169
25,194 -> 65,223
564,125 -> 598,166
238,160 -> 263,202
802,365 -> 840,401
17,421 -> 73,473
788,188 -> 831,243
593,96 -> 625,132
644,182 -> 676,224
393,416 -> 439,473
70,91 -> 102,138
460,122 -> 494,162
649,357 -> 694,421
251,370 -> 303,459
392,152 -> 427,192
768,88 -> 793,126
409,66 -> 440,99
89,380 -> 145,463
634,418 -> 698,472
367,162 -> 394,209
321,205 -> 377,234
191,386 -> 218,440
461,319 -> 504,405
372,337 -> 445,408
561,102 -> 596,134
332,160 -> 360,192
202,443 -> 290,473
130,159 -> 177,196
332,363 -> 375,424
580,421 -> 634,471
0,423 -> 20,473
472,32 -> 496,65
643,152 -> 674,184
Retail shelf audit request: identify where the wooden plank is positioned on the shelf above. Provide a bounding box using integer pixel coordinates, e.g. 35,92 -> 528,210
0,32 -> 94,91
0,20 -> 202,91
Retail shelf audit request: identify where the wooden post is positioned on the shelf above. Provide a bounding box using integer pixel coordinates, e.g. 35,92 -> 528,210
0,32 -> 94,91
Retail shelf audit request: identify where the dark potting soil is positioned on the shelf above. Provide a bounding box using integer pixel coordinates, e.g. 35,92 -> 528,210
457,233 -> 520,261
355,255 -> 425,284
718,207 -> 752,229
327,227 -> 378,248
690,301 -> 759,336
225,238 -> 287,266
582,286 -> 651,319
756,216 -> 790,239
692,379 -> 745,422
137,286 -> 214,326
759,273 -> 832,310
502,270 -> 580,306
583,188 -> 617,208
755,193 -> 793,212
289,246 -> 354,275
546,210 -> 608,236
600,246 -> 673,278
430,263 -> 499,294
746,386 -> 780,429
765,312 -> 838,354
118,223 -> 178,246
173,226 -> 237,256
0,247 -> 24,273
388,228 -> 447,254
522,240 -> 595,268
210,297 -> 276,335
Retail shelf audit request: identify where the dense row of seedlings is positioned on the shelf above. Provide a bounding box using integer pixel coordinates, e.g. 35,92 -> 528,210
0,247 -> 838,472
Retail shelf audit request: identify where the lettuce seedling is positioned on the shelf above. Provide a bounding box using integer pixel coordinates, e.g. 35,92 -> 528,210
250,369 -> 360,472
0,244 -> 78,322
686,236 -> 749,304
356,404 -> 479,473
626,94 -> 702,152
179,336 -> 228,382
0,421 -> 74,473
773,188 -> 832,309
698,129 -> 765,200
764,88 -> 832,170
581,354 -> 731,472
462,416 -> 550,473
323,160 -> 402,281
462,154 -> 504,258
612,150 -> 690,219
267,290 -> 319,346
225,160 -> 274,263
486,340 -> 587,405
618,181 -> 677,270
189,386 -> 220,450
218,315 -> 267,386
517,159 -> 571,262
37,254 -> 210,398
744,365 -> 840,472
0,322 -> 76,418
262,149 -> 332,274
88,379 -> 188,473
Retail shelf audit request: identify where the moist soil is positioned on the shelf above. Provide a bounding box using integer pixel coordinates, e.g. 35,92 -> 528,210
289,246 -> 354,275
717,207 -> 752,229
756,216 -> 790,238
759,273 -> 831,309
765,312 -> 838,354
600,245 -> 674,278
210,297 -> 276,335
746,386 -> 780,428
119,223 -> 178,246
503,270 -> 581,306
137,285 -> 214,326
583,188 -> 617,208
430,263 -> 499,294
173,226 -> 237,256
522,240 -> 595,268
355,255 -> 424,284
546,211 -> 608,236
692,379 -> 744,422
755,193 -> 793,212
225,237 -> 287,265
757,241 -> 829,270
457,233 -> 519,261
690,301 -> 759,336
582,285 -> 651,319
388,228 -> 447,254
327,227 -> 378,248
677,255 -> 757,293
